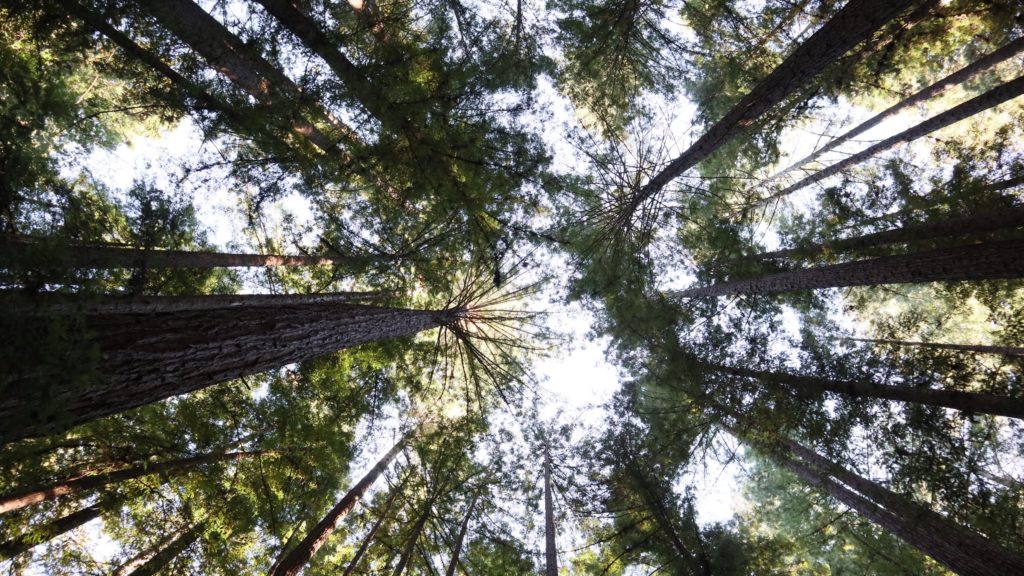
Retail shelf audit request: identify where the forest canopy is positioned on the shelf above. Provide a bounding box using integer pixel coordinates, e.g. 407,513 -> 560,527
1,0 -> 1023,574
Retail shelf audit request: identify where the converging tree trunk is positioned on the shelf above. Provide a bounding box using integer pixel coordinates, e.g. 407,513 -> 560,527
622,0 -> 920,218
341,479 -> 406,576
445,495 -> 477,576
544,449 -> 558,576
672,237 -> 1024,298
840,337 -> 1024,358
392,488 -> 441,576
269,435 -> 408,576
0,450 -> 263,515
767,36 -> 1024,182
760,75 -> 1024,204
0,502 -> 104,560
121,521 -> 206,576
2,296 -> 461,442
700,359 -> 1024,419
110,525 -> 194,576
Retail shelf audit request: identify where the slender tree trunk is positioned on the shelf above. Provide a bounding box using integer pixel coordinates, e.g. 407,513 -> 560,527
392,489 -> 441,576
672,237 -> 1024,298
841,337 -> 1024,358
122,521 -> 205,576
444,495 -> 477,576
136,0 -> 355,152
269,435 -> 408,576
0,502 -> 103,559
761,74 -> 1024,204
544,450 -> 558,576
769,36 -> 1024,182
624,0 -> 920,216
702,359 -> 1024,419
110,525 -> 192,576
0,450 -> 263,515
0,235 -> 369,269
341,480 -> 405,576
2,297 -> 461,442
742,204 -> 1024,262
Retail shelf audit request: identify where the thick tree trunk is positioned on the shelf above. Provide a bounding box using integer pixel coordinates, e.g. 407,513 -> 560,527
761,75 -> 1024,204
704,360 -> 1024,419
624,0 -> 920,215
136,0 -> 355,152
0,235 -> 367,269
0,502 -> 103,559
769,36 -> 1024,182
672,237 -> 1024,298
444,495 -> 477,576
544,450 -> 558,576
122,521 -> 205,576
2,297 -> 459,441
269,435 -> 408,576
841,337 -> 1024,358
0,450 -> 262,515
13,292 -> 389,315
743,205 -> 1024,262
341,480 -> 405,576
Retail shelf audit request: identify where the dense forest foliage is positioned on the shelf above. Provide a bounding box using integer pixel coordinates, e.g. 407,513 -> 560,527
2,0 -> 1023,574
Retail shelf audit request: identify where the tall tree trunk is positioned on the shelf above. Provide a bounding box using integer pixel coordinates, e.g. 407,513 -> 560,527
12,292 -> 389,315
2,297 -> 461,442
760,75 -> 1024,204
0,235 -> 370,270
841,337 -> 1024,358
768,36 -> 1024,182
623,0 -> 920,217
544,450 -> 558,576
341,479 -> 406,576
444,495 -> 477,576
672,237 -> 1024,298
0,502 -> 104,560
136,0 -> 355,152
701,359 -> 1024,419
392,489 -> 441,576
0,450 -> 263,515
110,525 -> 192,576
269,435 -> 408,576
122,521 -> 205,576
741,204 -> 1024,263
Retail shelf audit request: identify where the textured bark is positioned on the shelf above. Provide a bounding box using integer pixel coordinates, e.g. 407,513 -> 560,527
743,205 -> 1024,262
0,502 -> 103,559
762,75 -> 1024,203
0,450 -> 261,515
136,0 -> 354,152
444,495 -> 477,576
16,292 -> 389,315
0,235 -> 367,269
269,435 -> 407,576
673,238 -> 1024,298
341,480 -> 405,576
704,360 -> 1024,419
842,337 -> 1024,358
2,298 -> 457,441
544,450 -> 558,576
123,522 -> 205,576
769,36 -> 1024,181
625,0 -> 920,214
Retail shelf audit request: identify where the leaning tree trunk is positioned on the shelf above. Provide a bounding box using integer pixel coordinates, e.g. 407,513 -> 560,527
269,435 -> 408,576
544,450 -> 558,576
767,36 -> 1024,182
623,0 -> 920,216
672,237 -> 1024,298
2,296 -> 460,442
701,359 -> 1024,419
392,489 -> 441,576
841,337 -> 1024,358
122,521 -> 206,576
444,495 -> 477,576
742,204 -> 1024,263
761,74 -> 1024,204
0,235 -> 368,269
110,525 -> 194,576
0,450 -> 263,515
341,478 -> 406,576
0,502 -> 104,560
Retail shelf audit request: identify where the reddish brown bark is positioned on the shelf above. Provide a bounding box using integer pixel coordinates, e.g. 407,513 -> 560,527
269,435 -> 408,576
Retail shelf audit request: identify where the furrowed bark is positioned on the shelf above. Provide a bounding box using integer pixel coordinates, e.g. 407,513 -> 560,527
761,75 -> 1024,204
624,0 -> 921,215
0,502 -> 103,559
11,292 -> 390,315
672,237 -> 1024,297
768,36 -> 1024,182
269,435 -> 408,576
